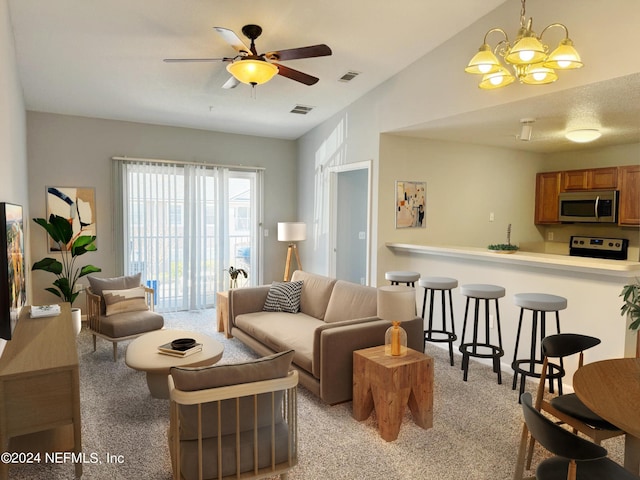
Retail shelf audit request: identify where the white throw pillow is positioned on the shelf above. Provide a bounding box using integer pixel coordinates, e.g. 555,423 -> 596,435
102,286 -> 148,316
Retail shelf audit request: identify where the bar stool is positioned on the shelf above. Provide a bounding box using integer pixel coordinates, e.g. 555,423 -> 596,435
419,276 -> 458,366
459,284 -> 505,384
385,271 -> 420,287
511,293 -> 567,400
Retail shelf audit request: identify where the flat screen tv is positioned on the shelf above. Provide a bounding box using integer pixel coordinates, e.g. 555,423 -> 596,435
0,203 -> 26,340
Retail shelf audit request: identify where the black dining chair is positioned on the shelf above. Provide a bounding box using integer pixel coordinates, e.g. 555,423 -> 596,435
514,333 -> 624,479
518,392 -> 639,480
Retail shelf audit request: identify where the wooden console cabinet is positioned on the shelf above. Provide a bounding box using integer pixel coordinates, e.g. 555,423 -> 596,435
0,303 -> 82,479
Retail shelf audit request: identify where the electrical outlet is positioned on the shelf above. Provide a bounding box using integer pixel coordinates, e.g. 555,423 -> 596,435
489,212 -> 495,222
547,231 -> 554,241
264,229 -> 269,237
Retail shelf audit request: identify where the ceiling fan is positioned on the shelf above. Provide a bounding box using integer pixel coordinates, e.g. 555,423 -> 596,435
164,24 -> 332,89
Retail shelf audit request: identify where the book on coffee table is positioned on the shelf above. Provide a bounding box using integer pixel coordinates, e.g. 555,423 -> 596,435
158,342 -> 203,357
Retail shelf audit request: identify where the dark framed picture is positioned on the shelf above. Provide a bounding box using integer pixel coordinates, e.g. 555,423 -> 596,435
0,203 -> 26,340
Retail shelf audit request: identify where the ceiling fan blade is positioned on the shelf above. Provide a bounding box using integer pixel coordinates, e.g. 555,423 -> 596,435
163,57 -> 232,63
214,27 -> 251,55
265,44 -> 332,61
273,63 -> 319,85
222,76 -> 240,89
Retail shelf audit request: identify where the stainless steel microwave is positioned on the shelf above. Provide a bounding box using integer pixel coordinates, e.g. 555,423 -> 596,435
558,190 -> 618,223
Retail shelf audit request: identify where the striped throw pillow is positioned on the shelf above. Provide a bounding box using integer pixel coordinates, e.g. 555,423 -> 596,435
263,281 -> 303,313
103,286 -> 149,316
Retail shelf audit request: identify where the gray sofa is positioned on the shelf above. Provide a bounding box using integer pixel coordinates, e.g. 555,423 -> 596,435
228,270 -> 423,405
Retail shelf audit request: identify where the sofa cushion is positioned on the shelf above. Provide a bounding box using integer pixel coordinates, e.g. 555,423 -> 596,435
290,270 -> 336,320
324,280 -> 378,323
235,312 -> 320,375
102,286 -> 148,316
263,281 -> 303,313
88,273 -> 142,314
170,349 -> 294,391
97,309 -> 164,338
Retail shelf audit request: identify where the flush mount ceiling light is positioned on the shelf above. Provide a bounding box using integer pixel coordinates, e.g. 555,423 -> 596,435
226,59 -> 278,86
565,129 -> 602,143
465,0 -> 583,90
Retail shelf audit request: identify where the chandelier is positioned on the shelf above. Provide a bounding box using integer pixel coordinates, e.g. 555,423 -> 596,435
465,0 -> 582,90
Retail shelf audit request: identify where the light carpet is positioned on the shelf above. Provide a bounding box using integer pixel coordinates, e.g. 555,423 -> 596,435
8,309 -> 623,479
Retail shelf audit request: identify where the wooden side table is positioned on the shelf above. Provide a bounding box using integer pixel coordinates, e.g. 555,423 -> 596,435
353,345 -> 433,441
216,290 -> 232,338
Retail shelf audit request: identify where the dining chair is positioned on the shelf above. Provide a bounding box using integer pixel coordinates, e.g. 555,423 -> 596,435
519,392 -> 639,480
513,333 -> 624,479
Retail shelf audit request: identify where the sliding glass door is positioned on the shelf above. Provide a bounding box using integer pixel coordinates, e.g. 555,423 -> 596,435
118,160 -> 261,311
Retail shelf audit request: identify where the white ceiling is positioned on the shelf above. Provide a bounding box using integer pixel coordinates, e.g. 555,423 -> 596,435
7,0 -> 640,152
7,0 -> 506,140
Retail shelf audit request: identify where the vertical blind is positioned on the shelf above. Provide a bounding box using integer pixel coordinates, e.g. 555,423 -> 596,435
113,158 -> 262,312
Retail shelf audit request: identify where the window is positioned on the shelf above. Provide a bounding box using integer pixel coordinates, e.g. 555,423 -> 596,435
115,160 -> 262,311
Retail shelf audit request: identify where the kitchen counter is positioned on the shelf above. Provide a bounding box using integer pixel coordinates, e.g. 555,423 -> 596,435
386,243 -> 640,278
383,242 -> 640,365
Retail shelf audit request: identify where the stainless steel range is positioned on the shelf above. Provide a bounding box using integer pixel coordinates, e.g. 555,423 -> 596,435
569,236 -> 629,260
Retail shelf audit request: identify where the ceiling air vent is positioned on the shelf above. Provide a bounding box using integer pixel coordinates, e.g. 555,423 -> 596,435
339,70 -> 360,82
290,104 -> 314,115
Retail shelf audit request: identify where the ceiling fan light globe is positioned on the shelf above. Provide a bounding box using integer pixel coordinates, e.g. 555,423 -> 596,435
227,60 -> 278,85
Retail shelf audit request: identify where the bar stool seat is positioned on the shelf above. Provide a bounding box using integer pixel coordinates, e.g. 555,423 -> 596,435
512,293 -> 567,400
459,284 -> 505,384
385,271 -> 420,287
419,276 -> 458,366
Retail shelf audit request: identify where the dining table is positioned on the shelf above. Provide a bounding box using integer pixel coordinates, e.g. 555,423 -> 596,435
573,357 -> 640,474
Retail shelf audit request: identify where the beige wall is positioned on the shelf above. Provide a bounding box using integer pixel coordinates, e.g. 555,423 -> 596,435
0,0 -> 28,216
0,0 -> 28,351
27,112 -> 297,305
376,135 -> 545,284
296,0 -> 640,282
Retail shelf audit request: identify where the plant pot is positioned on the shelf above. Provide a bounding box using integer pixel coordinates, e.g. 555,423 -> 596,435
71,308 -> 82,336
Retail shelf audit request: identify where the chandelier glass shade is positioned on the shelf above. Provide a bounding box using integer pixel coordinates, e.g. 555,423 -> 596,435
465,0 -> 582,90
227,59 -> 279,85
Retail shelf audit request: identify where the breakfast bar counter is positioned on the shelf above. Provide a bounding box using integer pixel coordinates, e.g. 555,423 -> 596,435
383,243 -> 640,384
386,243 -> 640,278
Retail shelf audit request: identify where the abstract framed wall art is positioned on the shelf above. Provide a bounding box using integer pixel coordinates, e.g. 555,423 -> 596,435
396,181 -> 426,228
46,186 -> 97,252
0,203 -> 26,340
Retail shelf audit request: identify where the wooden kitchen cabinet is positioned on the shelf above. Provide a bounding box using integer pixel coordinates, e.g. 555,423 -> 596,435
535,171 -> 562,224
562,167 -> 618,191
618,164 -> 640,226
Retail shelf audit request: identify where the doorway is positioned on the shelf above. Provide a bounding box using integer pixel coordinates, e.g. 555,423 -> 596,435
328,161 -> 371,285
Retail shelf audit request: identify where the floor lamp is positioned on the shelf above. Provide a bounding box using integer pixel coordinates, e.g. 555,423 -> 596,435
278,222 -> 306,281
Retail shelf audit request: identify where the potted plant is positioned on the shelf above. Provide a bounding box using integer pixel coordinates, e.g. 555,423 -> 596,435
488,223 -> 519,254
31,214 -> 101,334
620,278 -> 640,357
226,266 -> 248,289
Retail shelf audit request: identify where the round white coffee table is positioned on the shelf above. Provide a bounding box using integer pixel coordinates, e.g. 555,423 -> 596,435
125,329 -> 224,399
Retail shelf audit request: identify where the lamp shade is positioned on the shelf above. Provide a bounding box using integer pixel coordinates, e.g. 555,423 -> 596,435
464,44 -> 502,75
544,39 -> 583,70
277,222 -> 307,242
377,286 -> 416,322
227,59 -> 279,85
